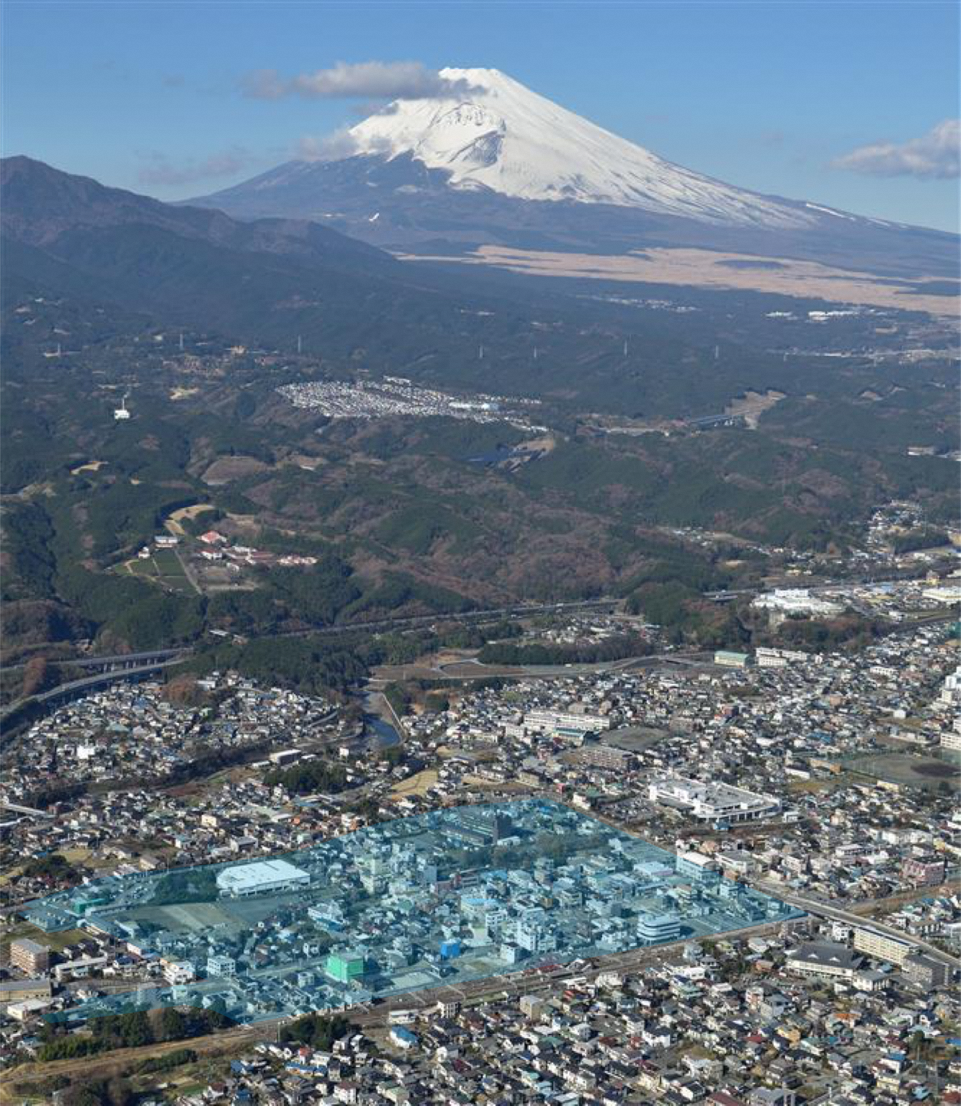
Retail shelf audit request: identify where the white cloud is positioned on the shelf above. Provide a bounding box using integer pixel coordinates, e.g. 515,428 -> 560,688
833,119 -> 960,179
138,147 -> 258,187
296,127 -> 393,163
242,61 -> 477,102
296,129 -> 360,162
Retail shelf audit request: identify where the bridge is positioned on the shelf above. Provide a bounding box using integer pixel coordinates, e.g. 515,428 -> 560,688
278,597 -> 620,640
0,656 -> 188,734
64,649 -> 188,673
757,882 -> 961,971
686,412 -> 746,430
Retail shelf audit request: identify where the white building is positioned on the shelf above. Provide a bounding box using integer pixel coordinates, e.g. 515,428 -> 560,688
939,665 -> 961,707
216,858 -> 310,898
676,851 -> 719,880
941,730 -> 961,753
163,959 -> 196,985
752,588 -> 843,617
523,708 -> 611,736
649,776 -> 780,823
755,646 -> 811,669
206,954 -> 236,978
923,585 -> 961,605
636,912 -> 681,944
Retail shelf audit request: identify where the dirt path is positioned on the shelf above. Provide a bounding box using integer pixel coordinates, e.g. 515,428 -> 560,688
0,1025 -> 268,1103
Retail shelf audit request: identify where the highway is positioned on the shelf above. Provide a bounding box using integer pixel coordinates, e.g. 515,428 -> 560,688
0,600 -> 618,726
0,657 -> 190,737
275,597 -> 618,641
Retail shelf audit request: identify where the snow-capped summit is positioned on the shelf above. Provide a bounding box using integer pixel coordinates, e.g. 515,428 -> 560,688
193,67 -> 956,281
345,67 -> 810,228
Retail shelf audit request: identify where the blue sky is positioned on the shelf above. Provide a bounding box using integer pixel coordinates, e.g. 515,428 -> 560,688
3,0 -> 959,230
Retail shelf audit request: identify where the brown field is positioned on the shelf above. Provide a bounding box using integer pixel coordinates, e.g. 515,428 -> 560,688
202,455 -> 271,485
165,502 -> 216,535
390,768 -> 439,799
725,390 -> 786,428
0,1027 -> 259,1105
407,245 -> 958,317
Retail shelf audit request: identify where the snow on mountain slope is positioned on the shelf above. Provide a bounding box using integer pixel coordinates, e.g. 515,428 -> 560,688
346,67 -> 813,228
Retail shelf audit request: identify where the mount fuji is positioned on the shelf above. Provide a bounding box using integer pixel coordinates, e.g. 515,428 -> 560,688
343,67 -> 807,227
195,67 -> 957,283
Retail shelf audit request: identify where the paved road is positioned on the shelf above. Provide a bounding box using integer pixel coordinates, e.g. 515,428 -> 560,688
371,651 -> 710,686
276,598 -> 619,641
0,658 -> 187,728
757,882 -> 961,970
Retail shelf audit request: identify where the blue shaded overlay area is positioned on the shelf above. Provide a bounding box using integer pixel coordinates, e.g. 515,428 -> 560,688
31,799 -> 801,1024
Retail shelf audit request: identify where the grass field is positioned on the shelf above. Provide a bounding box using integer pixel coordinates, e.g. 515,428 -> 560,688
119,548 -> 196,594
390,768 -> 439,799
786,778 -> 840,794
1,922 -> 89,963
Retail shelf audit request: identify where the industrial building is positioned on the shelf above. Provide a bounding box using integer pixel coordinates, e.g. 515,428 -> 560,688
26,799 -> 800,1025
752,588 -> 843,617
216,858 -> 310,898
649,776 -> 780,823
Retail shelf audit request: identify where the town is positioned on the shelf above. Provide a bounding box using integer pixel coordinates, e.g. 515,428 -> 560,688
1,588 -> 958,1102
278,376 -> 544,429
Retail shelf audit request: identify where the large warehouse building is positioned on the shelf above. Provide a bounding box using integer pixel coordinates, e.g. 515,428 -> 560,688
216,859 -> 310,898
648,776 -> 780,823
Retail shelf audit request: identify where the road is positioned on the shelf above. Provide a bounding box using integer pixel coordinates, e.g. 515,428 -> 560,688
756,882 -> 961,970
276,597 -> 618,641
0,600 -> 618,725
371,650 -> 711,686
0,658 -> 188,731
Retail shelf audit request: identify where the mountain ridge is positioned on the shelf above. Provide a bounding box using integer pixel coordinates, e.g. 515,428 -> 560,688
192,68 -> 958,281
345,66 -> 814,227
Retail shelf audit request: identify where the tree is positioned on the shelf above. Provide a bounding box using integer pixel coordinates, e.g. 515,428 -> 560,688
153,1005 -> 185,1041
280,1012 -> 351,1049
21,655 -> 50,698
